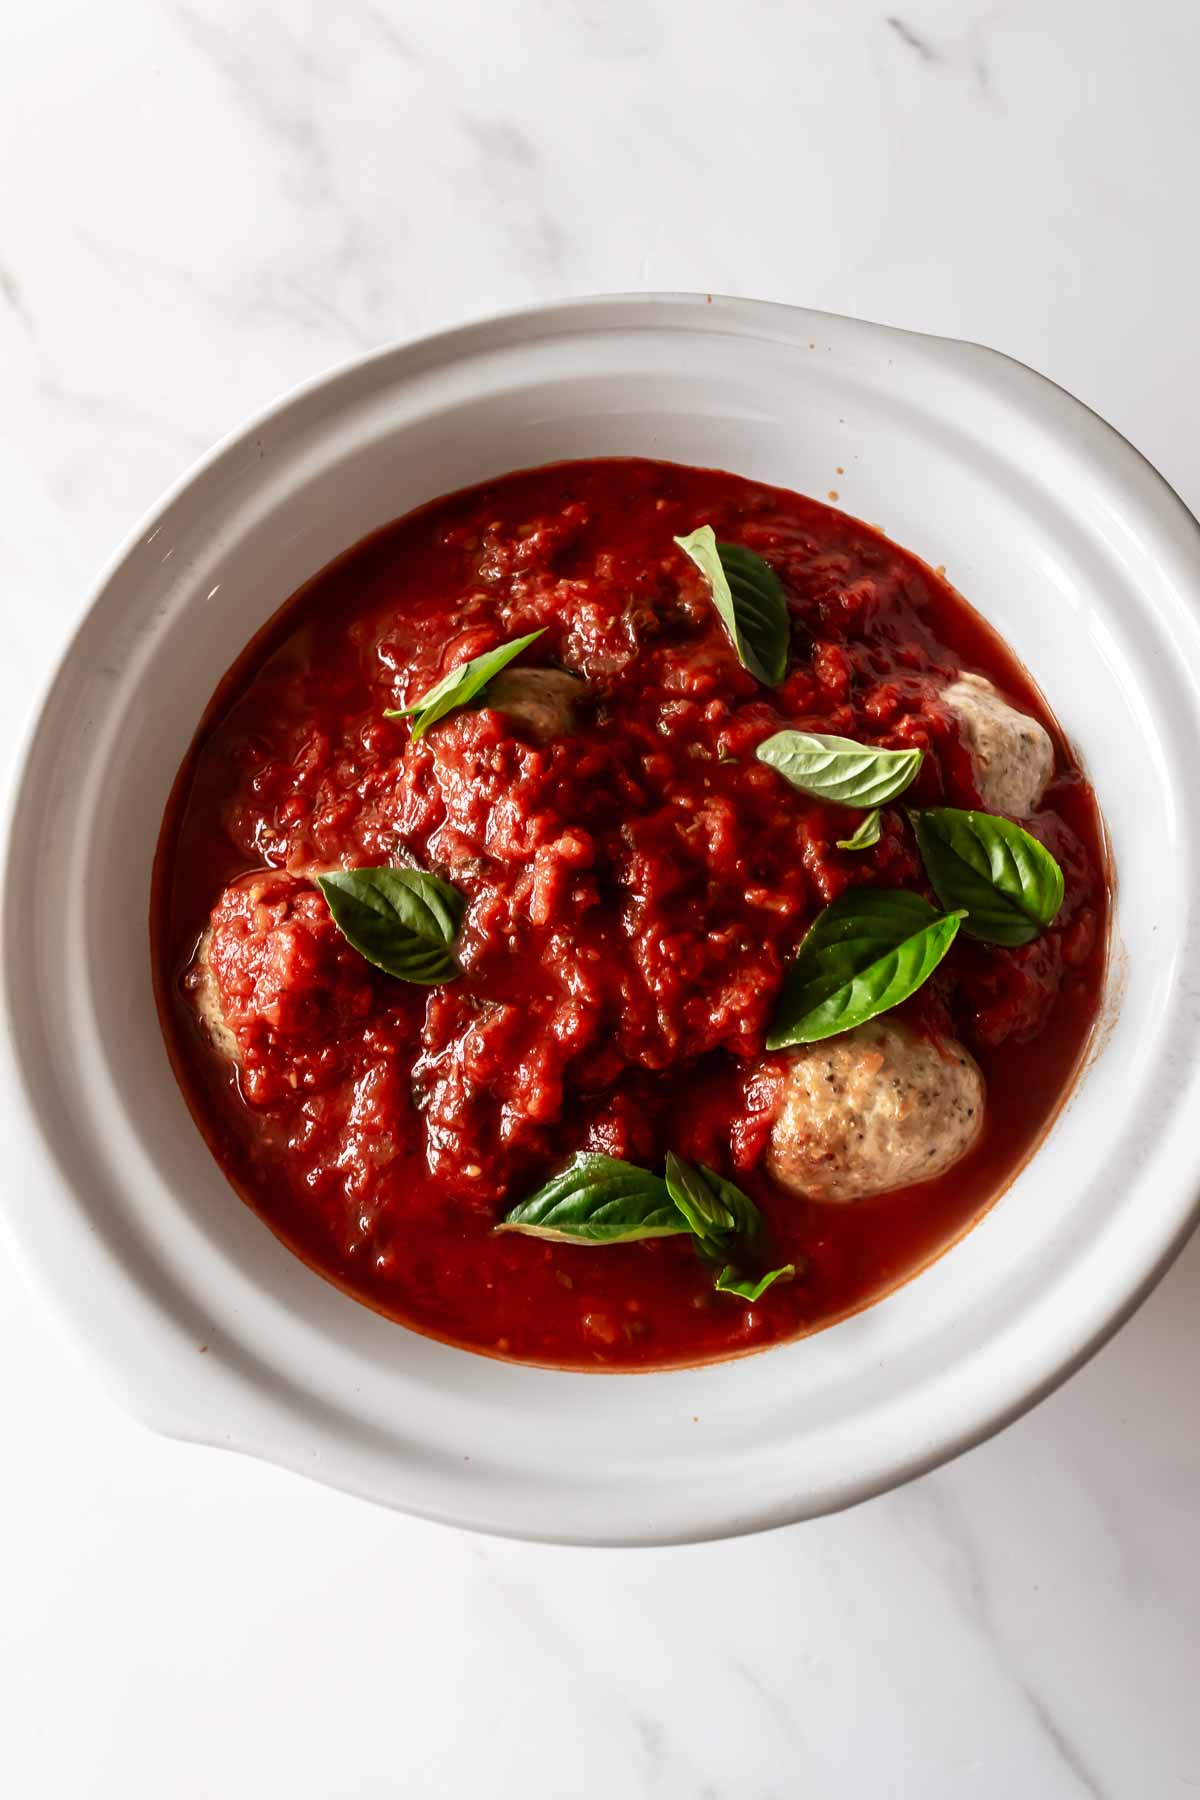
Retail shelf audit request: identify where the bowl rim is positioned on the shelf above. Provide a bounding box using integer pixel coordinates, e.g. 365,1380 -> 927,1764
4,290 -> 1200,1545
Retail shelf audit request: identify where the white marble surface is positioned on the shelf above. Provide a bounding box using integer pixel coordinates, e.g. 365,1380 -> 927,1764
2,1 -> 1198,1793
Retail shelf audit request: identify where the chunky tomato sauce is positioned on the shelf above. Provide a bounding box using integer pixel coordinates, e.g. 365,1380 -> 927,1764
153,458 -> 1109,1368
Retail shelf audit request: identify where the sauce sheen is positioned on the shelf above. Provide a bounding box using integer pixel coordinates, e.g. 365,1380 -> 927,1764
153,458 -> 1109,1369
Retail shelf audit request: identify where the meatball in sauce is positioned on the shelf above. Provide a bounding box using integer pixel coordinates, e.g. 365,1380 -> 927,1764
766,1020 -> 985,1204
155,458 -> 1108,1368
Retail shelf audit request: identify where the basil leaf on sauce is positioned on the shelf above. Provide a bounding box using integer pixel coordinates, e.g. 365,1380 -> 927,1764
909,807 -> 1065,947
317,866 -> 463,985
385,628 -> 546,741
502,1150 -> 797,1306
836,808 -> 883,851
665,1155 -> 795,1304
757,732 -> 923,807
766,888 -> 966,1049
674,525 -> 790,687
665,1152 -> 756,1245
498,1153 -> 690,1244
713,1264 -> 796,1302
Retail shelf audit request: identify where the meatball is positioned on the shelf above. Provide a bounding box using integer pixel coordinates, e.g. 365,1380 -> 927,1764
484,667 -> 583,743
182,869 -> 377,1101
188,925 -> 241,1063
942,672 -> 1054,816
765,1017 -> 984,1203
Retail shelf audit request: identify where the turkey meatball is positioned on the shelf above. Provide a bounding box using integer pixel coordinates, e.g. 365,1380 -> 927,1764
484,667 -> 583,743
943,672 -> 1054,815
188,925 -> 241,1063
182,869 -> 377,1102
765,1017 -> 984,1203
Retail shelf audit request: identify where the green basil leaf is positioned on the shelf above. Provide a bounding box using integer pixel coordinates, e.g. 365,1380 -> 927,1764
767,888 -> 966,1048
497,1153 -> 689,1244
697,1162 -> 762,1240
713,1264 -> 796,1302
910,806 -> 1065,947
502,1149 -> 794,1307
664,1151 -> 735,1241
317,866 -> 463,985
674,525 -> 789,686
837,808 -> 882,851
664,1154 -> 763,1243
757,732 -> 923,807
665,1155 -> 792,1304
385,629 -> 546,741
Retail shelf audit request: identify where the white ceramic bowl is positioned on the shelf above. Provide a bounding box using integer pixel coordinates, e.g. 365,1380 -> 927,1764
5,295 -> 1200,1545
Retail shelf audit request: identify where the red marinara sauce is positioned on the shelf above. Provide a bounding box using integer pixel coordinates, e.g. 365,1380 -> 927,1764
153,458 -> 1110,1369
